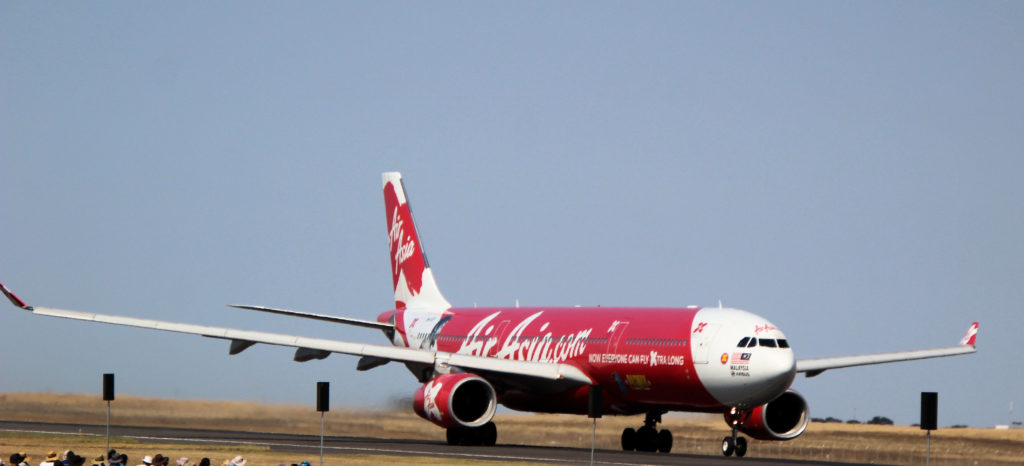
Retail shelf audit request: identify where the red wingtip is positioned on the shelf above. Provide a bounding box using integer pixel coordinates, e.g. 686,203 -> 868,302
959,322 -> 979,347
1,282 -> 30,309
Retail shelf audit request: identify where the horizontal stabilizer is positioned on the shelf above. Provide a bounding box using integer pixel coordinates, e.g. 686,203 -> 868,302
230,304 -> 393,331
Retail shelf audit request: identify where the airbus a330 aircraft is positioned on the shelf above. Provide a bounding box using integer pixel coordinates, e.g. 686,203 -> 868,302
3,172 -> 978,457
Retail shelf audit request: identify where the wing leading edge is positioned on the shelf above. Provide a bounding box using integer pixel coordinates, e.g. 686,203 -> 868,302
796,322 -> 978,378
1,283 -> 591,385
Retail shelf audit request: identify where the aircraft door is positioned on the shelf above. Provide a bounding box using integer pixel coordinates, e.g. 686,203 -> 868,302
482,320 -> 510,357
606,320 -> 629,353
691,323 -> 721,364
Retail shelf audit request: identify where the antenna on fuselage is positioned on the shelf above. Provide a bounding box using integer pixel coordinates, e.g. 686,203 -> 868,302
719,300 -> 723,309
515,298 -> 520,308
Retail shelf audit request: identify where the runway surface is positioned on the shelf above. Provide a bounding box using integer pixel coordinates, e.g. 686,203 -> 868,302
0,420 -> 869,465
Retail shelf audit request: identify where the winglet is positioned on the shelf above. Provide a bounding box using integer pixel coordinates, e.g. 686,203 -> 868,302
1,282 -> 32,310
959,322 -> 979,347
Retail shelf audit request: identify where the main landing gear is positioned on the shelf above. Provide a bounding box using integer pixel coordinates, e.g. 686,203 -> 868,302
621,411 -> 672,453
446,422 -> 497,446
722,407 -> 748,457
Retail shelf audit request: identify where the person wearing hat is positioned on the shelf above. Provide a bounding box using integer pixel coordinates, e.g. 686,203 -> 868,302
137,456 -> 152,466
149,456 -> 165,466
40,451 -> 60,466
9,453 -> 30,466
107,454 -> 126,466
196,460 -> 208,466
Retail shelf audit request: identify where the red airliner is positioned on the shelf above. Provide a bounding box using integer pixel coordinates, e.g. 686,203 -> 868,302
1,171 -> 978,457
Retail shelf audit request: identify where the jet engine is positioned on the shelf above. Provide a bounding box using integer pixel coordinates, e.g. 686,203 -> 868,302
728,390 -> 809,441
413,373 -> 497,429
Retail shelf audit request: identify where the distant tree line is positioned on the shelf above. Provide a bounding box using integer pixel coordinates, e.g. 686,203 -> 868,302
811,415 -> 893,425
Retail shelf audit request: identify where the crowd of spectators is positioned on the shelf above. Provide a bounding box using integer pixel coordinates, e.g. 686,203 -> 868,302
5,450 -> 313,466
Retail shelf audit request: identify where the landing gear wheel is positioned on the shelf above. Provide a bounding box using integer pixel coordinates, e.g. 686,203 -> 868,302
621,427 -> 636,451
657,429 -> 673,453
721,436 -> 735,456
636,426 -> 658,452
624,411 -> 669,454
734,436 -> 747,457
480,422 -> 497,446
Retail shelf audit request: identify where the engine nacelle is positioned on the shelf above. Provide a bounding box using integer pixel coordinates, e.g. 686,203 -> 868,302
413,373 -> 497,429
727,390 -> 810,441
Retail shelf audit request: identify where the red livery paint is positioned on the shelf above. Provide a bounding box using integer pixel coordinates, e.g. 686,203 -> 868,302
960,322 -> 979,347
413,372 -> 496,429
384,180 -> 426,307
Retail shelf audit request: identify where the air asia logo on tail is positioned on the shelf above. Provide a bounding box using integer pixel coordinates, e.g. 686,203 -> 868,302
384,181 -> 426,307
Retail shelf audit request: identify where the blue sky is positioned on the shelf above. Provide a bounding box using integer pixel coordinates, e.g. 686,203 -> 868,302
3,3 -> 1021,428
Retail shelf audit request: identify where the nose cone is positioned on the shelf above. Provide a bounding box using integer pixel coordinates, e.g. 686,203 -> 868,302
758,348 -> 797,402
690,308 -> 800,408
729,345 -> 796,408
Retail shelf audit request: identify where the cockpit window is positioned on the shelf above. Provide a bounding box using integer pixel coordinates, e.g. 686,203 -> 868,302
737,337 -> 750,347
758,338 -> 777,348
747,337 -> 757,348
777,339 -> 790,348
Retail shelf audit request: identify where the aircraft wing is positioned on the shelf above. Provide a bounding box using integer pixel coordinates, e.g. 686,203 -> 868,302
1,283 -> 592,385
795,322 -> 978,377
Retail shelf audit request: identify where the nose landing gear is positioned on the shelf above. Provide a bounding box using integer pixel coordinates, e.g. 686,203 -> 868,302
620,411 -> 673,453
721,431 -> 747,457
722,407 -> 748,457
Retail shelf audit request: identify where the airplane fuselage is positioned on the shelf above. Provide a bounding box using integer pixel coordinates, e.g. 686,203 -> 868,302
381,306 -> 797,415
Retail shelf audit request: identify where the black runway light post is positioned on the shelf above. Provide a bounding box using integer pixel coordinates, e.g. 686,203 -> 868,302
588,384 -> 602,465
103,373 -> 115,455
317,382 -> 329,466
921,392 -> 938,466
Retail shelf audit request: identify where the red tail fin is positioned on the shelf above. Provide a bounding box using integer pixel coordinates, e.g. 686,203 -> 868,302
383,172 -> 450,310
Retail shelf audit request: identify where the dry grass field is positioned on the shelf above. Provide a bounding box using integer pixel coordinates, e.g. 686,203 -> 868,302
2,393 -> 1023,465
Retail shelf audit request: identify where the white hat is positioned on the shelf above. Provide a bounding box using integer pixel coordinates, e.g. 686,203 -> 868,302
229,457 -> 245,466
143,456 -> 153,465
